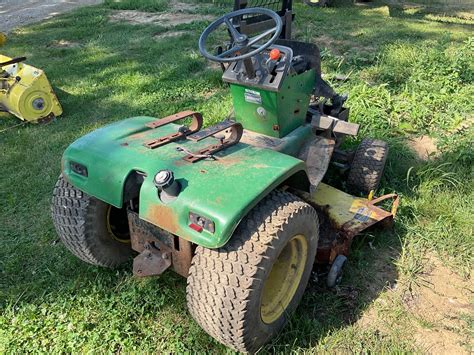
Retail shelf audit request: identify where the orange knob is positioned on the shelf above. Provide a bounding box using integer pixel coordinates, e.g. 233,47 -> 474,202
269,48 -> 281,61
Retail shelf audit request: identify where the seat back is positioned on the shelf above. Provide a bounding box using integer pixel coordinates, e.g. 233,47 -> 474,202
232,0 -> 293,39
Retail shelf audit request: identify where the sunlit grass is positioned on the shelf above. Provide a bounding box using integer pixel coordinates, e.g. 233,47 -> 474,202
0,0 -> 472,352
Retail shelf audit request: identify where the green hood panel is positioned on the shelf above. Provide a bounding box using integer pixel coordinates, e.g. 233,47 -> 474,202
62,116 -> 307,248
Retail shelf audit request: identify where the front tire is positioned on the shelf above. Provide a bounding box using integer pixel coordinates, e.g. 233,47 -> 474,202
51,175 -> 132,267
347,138 -> 388,195
186,190 -> 319,352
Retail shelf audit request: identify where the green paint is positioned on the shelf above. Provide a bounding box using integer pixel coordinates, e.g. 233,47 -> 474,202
230,69 -> 315,138
62,116 -> 307,248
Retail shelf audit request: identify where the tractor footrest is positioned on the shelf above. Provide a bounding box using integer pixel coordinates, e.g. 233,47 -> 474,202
182,121 -> 243,163
144,111 -> 203,149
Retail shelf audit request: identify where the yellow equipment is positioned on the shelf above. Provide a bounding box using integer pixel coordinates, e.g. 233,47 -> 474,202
0,54 -> 62,123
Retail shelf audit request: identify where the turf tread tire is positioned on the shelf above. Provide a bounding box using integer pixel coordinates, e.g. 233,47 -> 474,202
51,175 -> 131,267
347,138 -> 388,195
186,190 -> 319,353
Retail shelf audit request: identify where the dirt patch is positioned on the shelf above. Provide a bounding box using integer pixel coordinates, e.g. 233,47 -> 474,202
199,89 -> 219,100
154,30 -> 190,40
365,247 -> 399,298
356,246 -> 400,329
170,1 -> 198,13
109,10 -> 213,26
407,135 -> 438,161
409,259 -> 473,354
48,39 -> 82,48
358,255 -> 473,353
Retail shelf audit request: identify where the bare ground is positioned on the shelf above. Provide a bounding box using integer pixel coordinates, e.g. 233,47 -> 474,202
407,135 -> 438,161
109,11 -> 214,27
108,1 -> 213,27
358,254 -> 473,354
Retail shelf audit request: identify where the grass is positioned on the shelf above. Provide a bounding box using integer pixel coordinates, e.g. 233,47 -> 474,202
0,0 -> 473,352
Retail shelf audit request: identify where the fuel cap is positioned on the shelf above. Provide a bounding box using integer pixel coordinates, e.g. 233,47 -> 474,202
154,170 -> 174,189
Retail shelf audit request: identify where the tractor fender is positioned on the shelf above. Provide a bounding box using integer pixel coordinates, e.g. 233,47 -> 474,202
61,116 -> 311,249
138,163 -> 310,249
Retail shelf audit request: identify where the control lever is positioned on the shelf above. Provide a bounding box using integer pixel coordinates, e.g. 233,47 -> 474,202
265,48 -> 281,74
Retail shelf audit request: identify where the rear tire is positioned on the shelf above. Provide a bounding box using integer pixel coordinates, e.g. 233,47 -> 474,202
347,138 -> 388,195
186,190 -> 319,352
51,175 -> 132,267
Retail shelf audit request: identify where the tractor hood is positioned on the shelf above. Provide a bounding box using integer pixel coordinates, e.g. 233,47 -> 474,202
62,116 -> 308,248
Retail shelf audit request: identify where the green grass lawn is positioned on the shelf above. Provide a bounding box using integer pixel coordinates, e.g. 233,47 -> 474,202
0,0 -> 473,352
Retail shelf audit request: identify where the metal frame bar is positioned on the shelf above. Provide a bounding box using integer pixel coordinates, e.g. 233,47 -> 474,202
233,0 -> 293,40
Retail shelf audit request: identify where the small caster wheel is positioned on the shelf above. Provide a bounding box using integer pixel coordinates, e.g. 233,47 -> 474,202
327,255 -> 347,288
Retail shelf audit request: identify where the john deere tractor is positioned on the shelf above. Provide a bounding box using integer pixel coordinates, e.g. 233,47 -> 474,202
51,6 -> 397,352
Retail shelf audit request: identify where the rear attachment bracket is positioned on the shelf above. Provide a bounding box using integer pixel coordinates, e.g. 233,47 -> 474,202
144,110 -> 203,149
182,120 -> 244,163
128,210 -> 193,277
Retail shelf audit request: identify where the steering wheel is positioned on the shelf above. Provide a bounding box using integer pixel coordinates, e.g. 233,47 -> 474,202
199,8 -> 283,63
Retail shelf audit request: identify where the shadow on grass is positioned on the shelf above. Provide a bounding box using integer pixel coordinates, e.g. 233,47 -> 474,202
265,134 -> 472,351
260,138 -> 419,351
0,0 -> 472,352
385,2 -> 473,25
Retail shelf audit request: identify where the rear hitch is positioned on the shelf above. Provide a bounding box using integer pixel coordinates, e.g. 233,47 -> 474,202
128,210 -> 193,278
133,242 -> 171,277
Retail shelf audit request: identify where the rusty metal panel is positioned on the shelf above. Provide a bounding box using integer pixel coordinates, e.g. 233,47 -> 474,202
297,183 -> 399,264
63,114 -> 307,248
298,136 -> 335,188
128,211 -> 193,277
172,239 -> 193,278
133,245 -> 172,277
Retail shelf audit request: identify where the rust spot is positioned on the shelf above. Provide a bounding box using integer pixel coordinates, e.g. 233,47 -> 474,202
145,204 -> 180,235
214,155 -> 242,167
173,159 -> 188,167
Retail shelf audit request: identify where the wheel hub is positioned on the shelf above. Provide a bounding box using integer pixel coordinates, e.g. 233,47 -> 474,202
260,234 -> 308,324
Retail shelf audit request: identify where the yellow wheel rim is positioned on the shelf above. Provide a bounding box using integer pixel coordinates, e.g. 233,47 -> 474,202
260,234 -> 308,324
106,205 -> 130,244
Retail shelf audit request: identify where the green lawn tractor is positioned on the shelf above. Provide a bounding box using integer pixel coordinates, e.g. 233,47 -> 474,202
51,7 -> 398,352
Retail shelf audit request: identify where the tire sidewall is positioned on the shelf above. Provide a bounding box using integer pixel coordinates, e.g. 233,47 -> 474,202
52,175 -> 132,267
